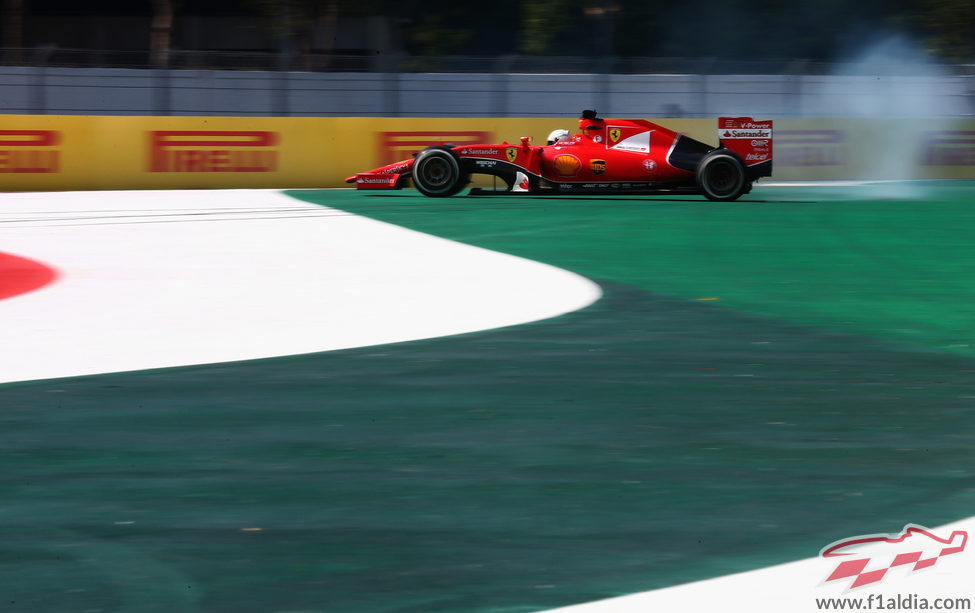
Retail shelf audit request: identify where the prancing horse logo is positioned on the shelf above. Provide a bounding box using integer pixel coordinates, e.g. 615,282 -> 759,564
506,147 -> 518,163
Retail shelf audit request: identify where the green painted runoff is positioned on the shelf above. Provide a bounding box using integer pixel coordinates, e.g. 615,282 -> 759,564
2,183 -> 974,613
290,183 -> 975,357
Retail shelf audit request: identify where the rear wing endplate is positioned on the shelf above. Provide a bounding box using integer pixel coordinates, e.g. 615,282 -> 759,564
718,117 -> 773,178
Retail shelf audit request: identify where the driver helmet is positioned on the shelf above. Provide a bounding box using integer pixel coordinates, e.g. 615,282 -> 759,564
547,129 -> 571,145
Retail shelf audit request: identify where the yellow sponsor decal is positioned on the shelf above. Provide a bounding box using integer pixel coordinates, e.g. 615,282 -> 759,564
553,154 -> 581,177
590,159 -> 606,175
506,147 -> 518,163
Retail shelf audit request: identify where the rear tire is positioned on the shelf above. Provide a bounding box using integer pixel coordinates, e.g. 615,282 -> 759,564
696,150 -> 747,202
412,147 -> 467,197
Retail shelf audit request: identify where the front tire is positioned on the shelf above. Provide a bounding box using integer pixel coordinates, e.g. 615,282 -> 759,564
696,150 -> 748,202
412,147 -> 467,197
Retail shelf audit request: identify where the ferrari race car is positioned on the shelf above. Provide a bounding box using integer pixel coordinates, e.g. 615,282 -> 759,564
345,110 -> 772,201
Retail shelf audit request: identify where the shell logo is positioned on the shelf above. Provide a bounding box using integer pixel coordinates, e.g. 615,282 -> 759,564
553,154 -> 581,177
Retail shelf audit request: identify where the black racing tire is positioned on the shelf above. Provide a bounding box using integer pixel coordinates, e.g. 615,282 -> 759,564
696,150 -> 748,202
411,147 -> 466,197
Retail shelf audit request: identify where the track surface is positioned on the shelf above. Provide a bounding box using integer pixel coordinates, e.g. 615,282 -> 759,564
2,184 -> 975,612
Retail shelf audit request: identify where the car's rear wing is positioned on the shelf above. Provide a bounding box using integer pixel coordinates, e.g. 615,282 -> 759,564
718,117 -> 773,178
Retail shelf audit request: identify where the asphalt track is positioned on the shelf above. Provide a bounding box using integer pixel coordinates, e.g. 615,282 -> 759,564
2,183 -> 975,612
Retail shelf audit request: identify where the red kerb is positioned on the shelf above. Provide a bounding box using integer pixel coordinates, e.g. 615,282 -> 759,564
0,252 -> 58,300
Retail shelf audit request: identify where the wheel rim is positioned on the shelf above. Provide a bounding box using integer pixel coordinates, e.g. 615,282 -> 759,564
706,158 -> 742,197
419,157 -> 451,188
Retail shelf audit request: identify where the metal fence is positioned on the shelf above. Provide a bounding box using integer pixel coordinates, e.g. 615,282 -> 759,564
2,48 -> 974,118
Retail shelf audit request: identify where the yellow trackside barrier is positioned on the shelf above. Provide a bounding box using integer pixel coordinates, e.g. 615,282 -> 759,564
1,115 -> 974,191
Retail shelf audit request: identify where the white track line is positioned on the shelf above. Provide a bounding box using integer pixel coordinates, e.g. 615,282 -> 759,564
0,189 -> 601,383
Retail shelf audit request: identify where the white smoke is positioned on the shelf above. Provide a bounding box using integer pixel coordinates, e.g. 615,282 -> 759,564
813,35 -> 960,196
828,35 -> 954,118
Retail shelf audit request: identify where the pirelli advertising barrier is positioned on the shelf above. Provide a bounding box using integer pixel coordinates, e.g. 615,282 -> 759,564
2,115 -> 975,191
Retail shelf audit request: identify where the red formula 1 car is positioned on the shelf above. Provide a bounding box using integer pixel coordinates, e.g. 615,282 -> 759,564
346,110 -> 772,201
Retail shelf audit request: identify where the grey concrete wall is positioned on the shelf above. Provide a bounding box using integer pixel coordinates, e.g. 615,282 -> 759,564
2,66 -> 973,118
